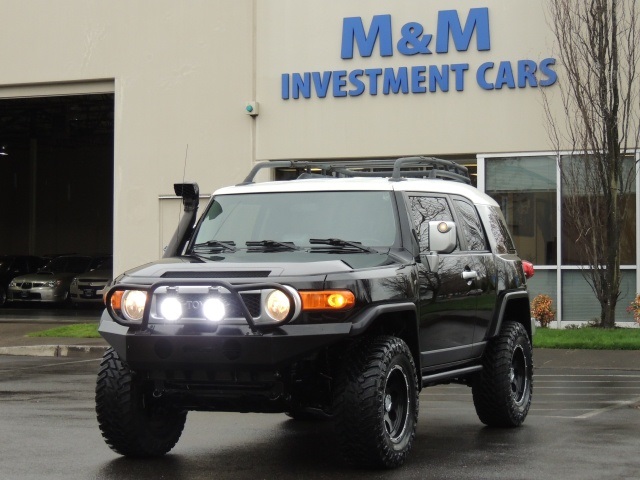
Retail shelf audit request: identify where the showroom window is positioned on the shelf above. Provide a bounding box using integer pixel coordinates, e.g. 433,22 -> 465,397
560,154 -> 636,266
480,152 -> 638,325
484,156 -> 557,265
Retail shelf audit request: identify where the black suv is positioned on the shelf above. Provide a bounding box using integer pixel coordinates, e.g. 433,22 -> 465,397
96,157 -> 534,468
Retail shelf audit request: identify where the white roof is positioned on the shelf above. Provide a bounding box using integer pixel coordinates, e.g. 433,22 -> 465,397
213,177 -> 499,207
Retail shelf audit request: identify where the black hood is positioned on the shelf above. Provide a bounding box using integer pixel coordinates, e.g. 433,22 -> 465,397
123,251 -> 402,279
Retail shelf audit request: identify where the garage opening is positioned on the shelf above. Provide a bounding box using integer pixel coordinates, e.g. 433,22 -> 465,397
0,94 -> 114,257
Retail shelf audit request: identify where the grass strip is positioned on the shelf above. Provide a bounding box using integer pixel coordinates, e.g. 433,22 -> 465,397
25,323 -> 640,350
27,323 -> 100,339
534,327 -> 640,350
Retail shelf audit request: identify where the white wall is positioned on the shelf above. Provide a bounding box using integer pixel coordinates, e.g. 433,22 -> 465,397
255,0 -> 561,159
0,0 -> 567,275
0,1 -> 256,274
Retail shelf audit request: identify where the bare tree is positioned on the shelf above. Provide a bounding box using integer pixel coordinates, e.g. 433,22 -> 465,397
543,0 -> 640,328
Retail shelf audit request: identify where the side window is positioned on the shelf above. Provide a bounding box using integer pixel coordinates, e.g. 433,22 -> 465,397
13,257 -> 28,274
409,195 -> 459,253
487,206 -> 516,254
454,200 -> 488,251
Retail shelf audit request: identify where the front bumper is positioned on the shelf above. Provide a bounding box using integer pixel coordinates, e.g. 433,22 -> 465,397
99,311 -> 352,371
8,287 -> 68,302
69,285 -> 106,303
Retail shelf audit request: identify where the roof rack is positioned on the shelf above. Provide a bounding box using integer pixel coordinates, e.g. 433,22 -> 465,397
240,156 -> 471,185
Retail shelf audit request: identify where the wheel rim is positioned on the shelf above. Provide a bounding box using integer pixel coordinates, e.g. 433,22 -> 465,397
510,344 -> 529,405
383,364 -> 410,443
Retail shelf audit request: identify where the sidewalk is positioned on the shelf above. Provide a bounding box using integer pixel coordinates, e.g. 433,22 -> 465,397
0,319 -> 639,367
534,347 -> 640,371
0,320 -> 108,358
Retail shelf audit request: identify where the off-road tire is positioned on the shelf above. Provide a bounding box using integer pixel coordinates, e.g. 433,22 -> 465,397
95,348 -> 187,457
472,321 -> 533,427
333,336 -> 419,468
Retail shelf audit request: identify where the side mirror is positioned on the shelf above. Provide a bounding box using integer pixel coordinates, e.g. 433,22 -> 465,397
428,221 -> 457,254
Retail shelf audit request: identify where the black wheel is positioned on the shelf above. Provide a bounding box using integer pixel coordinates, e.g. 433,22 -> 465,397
0,286 -> 6,307
333,336 -> 419,468
95,348 -> 187,457
472,321 -> 533,427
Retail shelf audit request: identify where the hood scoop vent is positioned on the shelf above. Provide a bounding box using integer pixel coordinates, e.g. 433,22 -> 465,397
161,271 -> 271,279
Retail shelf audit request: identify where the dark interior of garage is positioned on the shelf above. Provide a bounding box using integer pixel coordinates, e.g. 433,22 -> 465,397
0,94 -> 114,257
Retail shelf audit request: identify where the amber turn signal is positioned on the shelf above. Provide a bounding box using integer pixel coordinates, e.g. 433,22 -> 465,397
300,290 -> 355,310
109,290 -> 123,309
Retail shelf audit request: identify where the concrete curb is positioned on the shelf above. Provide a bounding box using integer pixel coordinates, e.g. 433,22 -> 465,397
0,345 -> 108,358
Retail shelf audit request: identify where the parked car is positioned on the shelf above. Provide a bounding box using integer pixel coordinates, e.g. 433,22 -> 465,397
70,257 -> 113,305
8,255 -> 110,304
0,255 -> 47,306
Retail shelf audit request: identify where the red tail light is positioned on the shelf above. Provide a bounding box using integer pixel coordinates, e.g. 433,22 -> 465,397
522,260 -> 535,279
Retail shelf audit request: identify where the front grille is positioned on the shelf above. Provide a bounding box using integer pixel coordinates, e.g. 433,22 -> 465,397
161,271 -> 271,279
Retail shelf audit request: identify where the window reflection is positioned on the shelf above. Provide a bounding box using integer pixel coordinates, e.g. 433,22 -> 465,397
409,196 -> 458,253
454,200 -> 487,251
560,154 -> 636,265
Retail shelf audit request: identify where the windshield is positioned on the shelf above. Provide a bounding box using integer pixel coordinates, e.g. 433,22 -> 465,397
192,191 -> 398,250
41,256 -> 92,274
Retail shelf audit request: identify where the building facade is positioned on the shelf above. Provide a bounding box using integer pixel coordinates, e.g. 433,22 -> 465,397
0,1 -> 637,325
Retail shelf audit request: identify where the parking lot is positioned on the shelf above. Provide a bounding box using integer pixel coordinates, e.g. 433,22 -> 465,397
0,345 -> 638,479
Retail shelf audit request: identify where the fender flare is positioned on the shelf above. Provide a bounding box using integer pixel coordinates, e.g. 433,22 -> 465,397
349,302 -> 420,371
489,290 -> 532,339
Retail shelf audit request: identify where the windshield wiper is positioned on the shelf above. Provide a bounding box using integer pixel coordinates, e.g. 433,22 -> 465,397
309,238 -> 376,253
192,240 -> 237,252
246,240 -> 300,251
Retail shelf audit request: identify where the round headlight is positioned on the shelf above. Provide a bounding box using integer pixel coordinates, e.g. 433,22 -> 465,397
203,298 -> 226,322
265,289 -> 291,322
122,290 -> 147,322
160,296 -> 182,321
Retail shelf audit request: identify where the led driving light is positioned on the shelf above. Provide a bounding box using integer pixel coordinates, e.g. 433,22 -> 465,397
300,290 -> 355,311
265,289 -> 291,322
160,296 -> 183,321
121,290 -> 147,322
203,298 -> 226,322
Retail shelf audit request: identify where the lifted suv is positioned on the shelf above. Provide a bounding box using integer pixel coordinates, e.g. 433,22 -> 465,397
96,157 -> 534,468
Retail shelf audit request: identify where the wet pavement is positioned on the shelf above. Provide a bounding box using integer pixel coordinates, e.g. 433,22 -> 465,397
1,306 -> 639,478
0,353 -> 639,479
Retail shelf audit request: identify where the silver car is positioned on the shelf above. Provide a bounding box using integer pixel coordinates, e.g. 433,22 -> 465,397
69,257 -> 113,305
8,255 -> 107,304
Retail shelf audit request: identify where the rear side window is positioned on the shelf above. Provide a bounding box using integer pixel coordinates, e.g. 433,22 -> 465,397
454,200 -> 488,251
486,206 -> 516,254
